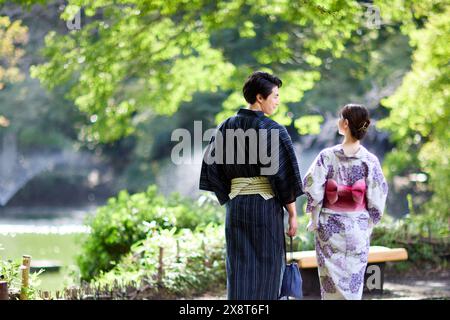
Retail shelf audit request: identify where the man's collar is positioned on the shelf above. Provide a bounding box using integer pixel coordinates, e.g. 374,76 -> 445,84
237,108 -> 265,118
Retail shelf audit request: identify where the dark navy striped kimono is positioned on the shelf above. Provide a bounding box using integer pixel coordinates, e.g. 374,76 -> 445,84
199,108 -> 303,300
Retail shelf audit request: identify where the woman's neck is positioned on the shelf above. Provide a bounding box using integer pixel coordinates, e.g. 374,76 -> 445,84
341,135 -> 360,155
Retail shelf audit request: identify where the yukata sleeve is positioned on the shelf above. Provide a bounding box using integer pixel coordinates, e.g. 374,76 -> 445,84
303,150 -> 331,232
199,126 -> 230,206
266,126 -> 303,205
365,156 -> 388,227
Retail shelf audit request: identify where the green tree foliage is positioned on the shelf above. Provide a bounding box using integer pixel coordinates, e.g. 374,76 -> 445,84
0,15 -> 27,90
376,0 -> 449,217
0,76 -> 85,150
0,15 -> 28,126
5,0 -> 448,220
0,4 -> 86,151
30,0 -> 368,142
0,0 -> 47,6
14,0 -> 412,194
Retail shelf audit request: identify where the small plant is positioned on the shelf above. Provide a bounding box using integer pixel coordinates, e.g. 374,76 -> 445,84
77,185 -> 224,281
293,211 -> 449,273
82,224 -> 226,299
0,256 -> 43,300
371,212 -> 449,271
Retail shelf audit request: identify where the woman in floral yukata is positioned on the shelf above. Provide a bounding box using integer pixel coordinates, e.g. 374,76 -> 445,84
303,104 -> 388,300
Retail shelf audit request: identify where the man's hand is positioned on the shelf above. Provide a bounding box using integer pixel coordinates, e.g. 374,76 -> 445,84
287,214 -> 297,237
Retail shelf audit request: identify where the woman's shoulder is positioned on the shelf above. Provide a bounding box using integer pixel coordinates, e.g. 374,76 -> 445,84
312,146 -> 337,166
319,145 -> 340,158
360,146 -> 381,166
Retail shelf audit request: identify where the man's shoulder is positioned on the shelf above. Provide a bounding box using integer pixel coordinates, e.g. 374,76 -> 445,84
258,118 -> 288,136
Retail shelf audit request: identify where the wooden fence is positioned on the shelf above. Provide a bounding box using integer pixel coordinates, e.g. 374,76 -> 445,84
1,248 -> 172,300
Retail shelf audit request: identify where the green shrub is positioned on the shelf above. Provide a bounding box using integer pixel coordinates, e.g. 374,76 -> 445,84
293,211 -> 449,272
91,224 -> 226,299
76,185 -> 224,281
291,214 -> 316,252
371,212 -> 449,270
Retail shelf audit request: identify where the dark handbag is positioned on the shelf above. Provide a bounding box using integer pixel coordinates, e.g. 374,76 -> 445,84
279,236 -> 303,300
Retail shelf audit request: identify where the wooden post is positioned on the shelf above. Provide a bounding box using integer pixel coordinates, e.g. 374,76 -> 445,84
0,281 -> 9,300
19,255 -> 32,300
202,240 -> 209,267
158,246 -> 164,285
43,291 -> 50,300
19,265 -> 29,300
22,255 -> 31,269
70,287 -> 78,300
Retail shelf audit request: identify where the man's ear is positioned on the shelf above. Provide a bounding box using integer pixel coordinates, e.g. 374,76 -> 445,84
256,93 -> 263,103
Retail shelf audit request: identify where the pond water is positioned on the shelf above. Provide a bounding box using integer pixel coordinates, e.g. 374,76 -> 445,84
0,207 -> 95,293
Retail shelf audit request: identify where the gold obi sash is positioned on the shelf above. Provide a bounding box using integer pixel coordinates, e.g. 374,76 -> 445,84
229,176 -> 275,200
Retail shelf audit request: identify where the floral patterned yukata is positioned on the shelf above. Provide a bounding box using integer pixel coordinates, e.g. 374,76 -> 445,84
303,144 -> 388,300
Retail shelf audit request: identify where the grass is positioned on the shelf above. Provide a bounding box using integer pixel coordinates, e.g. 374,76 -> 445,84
0,233 -> 83,292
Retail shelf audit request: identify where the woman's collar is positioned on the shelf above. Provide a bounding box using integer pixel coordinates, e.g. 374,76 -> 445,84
333,144 -> 366,159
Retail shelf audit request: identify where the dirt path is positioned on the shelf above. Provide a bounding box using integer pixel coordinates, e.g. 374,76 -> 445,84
373,271 -> 450,300
193,271 -> 450,300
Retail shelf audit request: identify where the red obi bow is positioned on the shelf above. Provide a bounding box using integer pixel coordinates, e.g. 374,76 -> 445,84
325,179 -> 366,204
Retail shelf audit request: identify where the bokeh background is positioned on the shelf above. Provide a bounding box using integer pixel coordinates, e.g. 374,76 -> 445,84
0,0 -> 448,299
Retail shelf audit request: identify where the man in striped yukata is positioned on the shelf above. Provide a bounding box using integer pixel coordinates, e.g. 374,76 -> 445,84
200,71 -> 303,300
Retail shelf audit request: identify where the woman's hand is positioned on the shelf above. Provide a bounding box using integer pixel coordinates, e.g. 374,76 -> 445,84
287,214 -> 298,237
306,220 -> 318,232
